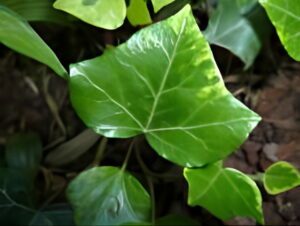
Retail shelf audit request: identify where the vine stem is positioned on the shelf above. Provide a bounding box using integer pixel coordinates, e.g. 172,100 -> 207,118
134,140 -> 156,225
92,137 -> 108,166
248,173 -> 264,182
121,139 -> 136,172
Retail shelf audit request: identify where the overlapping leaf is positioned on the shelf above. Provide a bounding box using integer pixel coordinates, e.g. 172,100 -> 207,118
67,167 -> 151,225
204,0 -> 262,68
263,161 -> 300,195
0,6 -> 67,78
151,0 -> 175,13
259,0 -> 300,61
53,0 -> 126,29
127,0 -> 152,26
69,5 -> 260,167
184,164 -> 263,224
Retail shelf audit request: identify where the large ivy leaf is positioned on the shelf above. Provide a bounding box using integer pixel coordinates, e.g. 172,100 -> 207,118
5,133 -> 42,179
0,6 -> 67,78
263,161 -> 300,195
204,0 -> 262,69
151,0 -> 175,13
127,0 -> 152,26
69,5 -> 260,167
67,166 -> 151,225
0,0 -> 68,23
53,0 -> 126,30
259,0 -> 300,61
184,164 -> 263,224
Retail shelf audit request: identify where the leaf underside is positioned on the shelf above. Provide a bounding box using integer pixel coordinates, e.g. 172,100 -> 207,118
69,5 -> 260,167
204,0 -> 261,69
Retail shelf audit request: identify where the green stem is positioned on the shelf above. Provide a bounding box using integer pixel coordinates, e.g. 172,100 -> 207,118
248,173 -> 264,182
121,139 -> 136,172
93,137 -> 107,166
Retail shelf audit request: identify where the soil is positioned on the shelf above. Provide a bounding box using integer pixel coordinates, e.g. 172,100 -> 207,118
0,18 -> 300,226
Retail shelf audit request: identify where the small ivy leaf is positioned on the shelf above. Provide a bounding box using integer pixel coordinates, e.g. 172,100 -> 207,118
184,164 -> 264,224
69,5 -> 260,167
53,0 -> 126,30
204,0 -> 262,69
127,0 -> 152,26
5,132 -> 42,180
67,166 -> 151,225
259,0 -> 300,61
263,161 -> 300,195
151,0 -> 175,13
0,6 -> 67,78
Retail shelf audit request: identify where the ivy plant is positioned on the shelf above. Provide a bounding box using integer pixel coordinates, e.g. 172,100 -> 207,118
1,0 -> 300,225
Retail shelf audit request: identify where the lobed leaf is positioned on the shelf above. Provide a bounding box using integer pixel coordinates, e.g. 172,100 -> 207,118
184,164 -> 264,224
263,161 -> 300,195
67,166 -> 151,225
69,5 -> 260,167
53,0 -> 126,30
0,6 -> 67,78
259,0 -> 300,61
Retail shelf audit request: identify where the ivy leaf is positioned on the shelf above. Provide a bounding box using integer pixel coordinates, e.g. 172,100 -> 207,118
53,0 -> 126,30
151,0 -> 175,13
184,164 -> 264,224
69,5 -> 260,167
5,132 -> 42,180
0,6 -> 67,78
204,0 -> 262,69
67,166 -> 151,225
127,0 -> 152,26
263,161 -> 300,195
259,0 -> 300,61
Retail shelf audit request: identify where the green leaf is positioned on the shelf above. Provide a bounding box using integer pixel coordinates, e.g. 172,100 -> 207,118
127,0 -> 152,26
53,0 -> 126,30
5,133 -> 42,179
0,6 -> 67,78
263,161 -> 300,195
69,5 -> 260,167
0,0 -> 69,23
204,0 -> 262,69
259,0 -> 300,61
67,166 -> 151,225
184,164 -> 264,224
151,0 -> 175,13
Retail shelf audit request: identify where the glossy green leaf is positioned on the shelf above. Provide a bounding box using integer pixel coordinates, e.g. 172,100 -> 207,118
263,161 -> 300,195
184,164 -> 263,224
0,6 -> 67,78
259,0 -> 300,61
0,0 -> 69,23
127,0 -> 152,26
152,0 -> 175,13
53,0 -> 126,30
69,5 -> 260,167
5,133 -> 42,179
67,166 -> 151,225
204,0 -> 262,69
